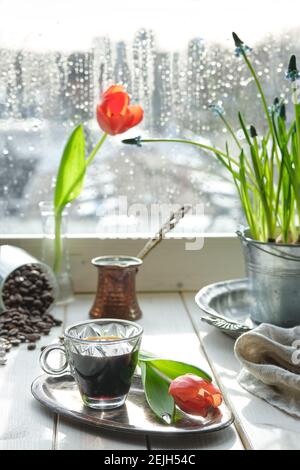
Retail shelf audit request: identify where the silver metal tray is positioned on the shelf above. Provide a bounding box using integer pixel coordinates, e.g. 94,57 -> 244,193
195,278 -> 257,339
31,374 -> 233,436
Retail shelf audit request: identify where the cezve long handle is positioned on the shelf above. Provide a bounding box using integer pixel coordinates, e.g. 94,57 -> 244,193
137,205 -> 191,260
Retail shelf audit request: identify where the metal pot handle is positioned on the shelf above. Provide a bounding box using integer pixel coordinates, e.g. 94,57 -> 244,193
236,230 -> 300,263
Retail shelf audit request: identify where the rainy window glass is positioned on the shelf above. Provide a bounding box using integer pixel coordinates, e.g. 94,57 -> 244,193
0,0 -> 299,235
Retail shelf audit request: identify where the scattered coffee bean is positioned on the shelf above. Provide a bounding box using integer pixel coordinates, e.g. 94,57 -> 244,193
27,343 -> 36,351
24,326 -> 34,333
31,310 -> 41,317
26,333 -> 41,342
14,294 -> 23,303
8,328 -> 18,336
0,308 -> 61,354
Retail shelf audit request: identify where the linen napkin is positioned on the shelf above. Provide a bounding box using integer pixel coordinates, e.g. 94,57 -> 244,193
234,323 -> 300,418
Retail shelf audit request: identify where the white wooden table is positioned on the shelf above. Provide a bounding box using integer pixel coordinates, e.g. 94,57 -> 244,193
0,293 -> 299,450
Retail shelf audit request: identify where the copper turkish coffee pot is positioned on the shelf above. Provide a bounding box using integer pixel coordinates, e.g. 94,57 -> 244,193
89,256 -> 143,321
89,206 -> 191,320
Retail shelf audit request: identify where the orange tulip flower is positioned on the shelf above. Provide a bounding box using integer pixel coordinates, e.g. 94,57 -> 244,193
168,374 -> 222,417
96,85 -> 144,135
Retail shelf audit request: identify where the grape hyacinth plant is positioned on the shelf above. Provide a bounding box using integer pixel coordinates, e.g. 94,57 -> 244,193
123,33 -> 300,244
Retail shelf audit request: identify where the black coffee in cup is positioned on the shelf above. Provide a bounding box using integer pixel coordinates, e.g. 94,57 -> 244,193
69,336 -> 139,400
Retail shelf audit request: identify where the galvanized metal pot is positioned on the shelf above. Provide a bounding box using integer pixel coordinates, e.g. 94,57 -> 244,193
238,228 -> 300,327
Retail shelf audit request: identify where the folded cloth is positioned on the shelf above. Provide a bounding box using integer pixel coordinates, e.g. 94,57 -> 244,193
234,323 -> 300,418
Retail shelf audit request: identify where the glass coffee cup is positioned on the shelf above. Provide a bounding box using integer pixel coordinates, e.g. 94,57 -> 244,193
40,319 -> 143,410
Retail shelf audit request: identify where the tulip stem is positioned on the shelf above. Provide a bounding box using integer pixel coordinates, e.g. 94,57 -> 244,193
86,132 -> 108,166
53,209 -> 62,273
139,138 -> 239,165
134,137 -> 258,186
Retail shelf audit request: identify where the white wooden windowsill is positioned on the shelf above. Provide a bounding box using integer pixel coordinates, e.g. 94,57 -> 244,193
0,235 -> 245,292
0,293 -> 299,450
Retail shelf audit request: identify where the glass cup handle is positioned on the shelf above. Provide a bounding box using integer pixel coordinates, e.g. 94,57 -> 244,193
39,344 -> 69,375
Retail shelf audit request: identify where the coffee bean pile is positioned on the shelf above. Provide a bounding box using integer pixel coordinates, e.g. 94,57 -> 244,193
0,263 -> 62,362
2,263 -> 54,312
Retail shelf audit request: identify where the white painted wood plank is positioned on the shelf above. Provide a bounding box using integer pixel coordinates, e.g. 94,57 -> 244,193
183,292 -> 300,450
57,416 -> 148,450
150,427 -> 241,451
0,305 -> 64,450
138,293 -> 243,450
56,295 -> 147,450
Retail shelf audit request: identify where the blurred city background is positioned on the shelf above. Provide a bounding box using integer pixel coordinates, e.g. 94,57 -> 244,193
0,0 -> 298,235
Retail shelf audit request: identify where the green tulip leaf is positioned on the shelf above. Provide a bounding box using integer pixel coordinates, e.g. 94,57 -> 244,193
54,124 -> 86,213
139,356 -> 211,383
140,361 -> 175,424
